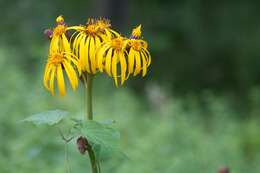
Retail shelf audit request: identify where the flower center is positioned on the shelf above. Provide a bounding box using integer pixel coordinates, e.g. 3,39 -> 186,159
111,37 -> 124,50
49,53 -> 64,65
86,24 -> 99,34
130,40 -> 142,51
53,25 -> 66,36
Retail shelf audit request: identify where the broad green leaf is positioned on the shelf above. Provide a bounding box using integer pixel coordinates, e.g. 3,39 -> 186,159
81,120 -> 124,160
20,110 -> 68,126
98,119 -> 116,126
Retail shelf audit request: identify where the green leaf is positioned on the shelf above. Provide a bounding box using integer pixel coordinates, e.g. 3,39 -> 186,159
81,120 -> 124,160
20,110 -> 68,126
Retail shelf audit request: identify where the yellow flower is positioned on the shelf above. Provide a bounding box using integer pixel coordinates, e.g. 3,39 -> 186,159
49,16 -> 71,54
96,36 -> 128,86
43,50 -> 81,96
69,18 -> 119,74
127,25 -> 151,77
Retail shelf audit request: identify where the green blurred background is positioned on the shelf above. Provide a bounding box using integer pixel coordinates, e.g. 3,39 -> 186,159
1,0 -> 260,172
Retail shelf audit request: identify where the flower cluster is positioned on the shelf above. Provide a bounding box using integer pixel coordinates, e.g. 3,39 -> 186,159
43,16 -> 151,96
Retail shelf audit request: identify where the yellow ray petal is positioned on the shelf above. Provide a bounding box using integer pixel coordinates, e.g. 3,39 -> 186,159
85,36 -> 91,73
65,54 -> 81,75
141,51 -> 147,77
63,60 -> 78,91
49,66 -> 56,96
134,51 -> 141,76
62,34 -> 71,53
109,29 -> 120,38
72,32 -> 82,55
119,52 -> 127,85
97,44 -> 110,71
89,37 -> 96,73
143,48 -> 151,67
43,64 -> 52,90
57,64 -> 66,96
74,33 -> 84,57
67,26 -> 85,31
112,51 -> 118,86
105,48 -> 113,76
95,36 -> 102,50
128,48 -> 135,74
50,36 -> 59,53
79,35 -> 86,71
105,29 -> 112,40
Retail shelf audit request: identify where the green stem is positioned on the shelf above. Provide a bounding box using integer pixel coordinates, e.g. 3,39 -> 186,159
84,73 -> 98,173
88,147 -> 98,173
85,74 -> 93,120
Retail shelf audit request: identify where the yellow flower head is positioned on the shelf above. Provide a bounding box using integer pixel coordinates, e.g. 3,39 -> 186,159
69,18 -> 119,74
127,25 -> 151,77
96,36 -> 129,86
43,50 -> 81,96
49,16 -> 71,55
131,25 -> 142,38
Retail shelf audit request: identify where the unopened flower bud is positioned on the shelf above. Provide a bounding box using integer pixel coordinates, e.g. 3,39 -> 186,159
44,29 -> 53,39
56,15 -> 65,25
131,24 -> 142,39
76,136 -> 88,154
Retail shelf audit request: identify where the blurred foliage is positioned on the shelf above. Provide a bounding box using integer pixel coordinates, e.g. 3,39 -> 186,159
1,47 -> 260,172
1,0 -> 260,172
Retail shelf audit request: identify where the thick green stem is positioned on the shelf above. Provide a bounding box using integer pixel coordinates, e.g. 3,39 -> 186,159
84,73 -> 98,173
85,74 -> 93,120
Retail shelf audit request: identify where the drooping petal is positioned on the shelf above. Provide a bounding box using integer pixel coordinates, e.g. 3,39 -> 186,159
134,51 -> 141,76
74,33 -> 84,58
105,48 -> 113,76
111,51 -> 118,86
95,36 -> 102,50
85,36 -> 91,73
49,36 -> 59,53
143,48 -> 151,67
97,44 -> 110,71
63,60 -> 78,91
128,48 -> 135,74
141,51 -> 147,77
49,66 -> 56,96
119,52 -> 127,85
65,52 -> 81,75
62,34 -> 71,53
89,37 -> 96,73
57,64 -> 66,96
43,64 -> 52,90
79,35 -> 86,71
72,32 -> 82,55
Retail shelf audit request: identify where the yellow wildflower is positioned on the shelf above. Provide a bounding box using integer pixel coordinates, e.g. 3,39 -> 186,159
127,25 -> 151,77
96,36 -> 128,86
43,50 -> 81,96
69,18 -> 119,74
49,15 -> 71,54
